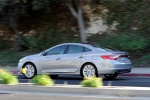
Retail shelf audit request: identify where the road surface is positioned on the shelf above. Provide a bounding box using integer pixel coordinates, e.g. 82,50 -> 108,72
18,75 -> 150,87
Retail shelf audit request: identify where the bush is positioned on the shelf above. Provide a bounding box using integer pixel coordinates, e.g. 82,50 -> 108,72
80,77 -> 103,88
116,34 -> 148,51
32,74 -> 54,86
0,69 -> 18,85
24,30 -> 63,51
139,54 -> 150,66
89,34 -> 148,52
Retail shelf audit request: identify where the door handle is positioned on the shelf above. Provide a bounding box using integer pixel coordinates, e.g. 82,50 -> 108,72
79,56 -> 84,58
56,57 -> 61,60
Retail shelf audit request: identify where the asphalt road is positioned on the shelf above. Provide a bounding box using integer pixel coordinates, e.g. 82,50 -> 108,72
17,75 -> 150,87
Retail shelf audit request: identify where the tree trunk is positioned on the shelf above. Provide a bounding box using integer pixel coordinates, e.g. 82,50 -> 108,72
66,0 -> 88,43
77,0 -> 87,43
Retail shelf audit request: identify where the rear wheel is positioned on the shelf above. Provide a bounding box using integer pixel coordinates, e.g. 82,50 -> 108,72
23,63 -> 37,79
81,63 -> 98,77
104,74 -> 118,79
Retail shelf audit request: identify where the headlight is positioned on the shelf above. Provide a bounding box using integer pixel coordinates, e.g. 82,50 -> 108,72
19,57 -> 27,62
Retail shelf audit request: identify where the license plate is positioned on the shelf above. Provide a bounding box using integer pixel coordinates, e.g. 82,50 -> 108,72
121,57 -> 129,62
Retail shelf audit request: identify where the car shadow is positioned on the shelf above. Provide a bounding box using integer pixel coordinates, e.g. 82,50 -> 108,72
52,75 -> 130,81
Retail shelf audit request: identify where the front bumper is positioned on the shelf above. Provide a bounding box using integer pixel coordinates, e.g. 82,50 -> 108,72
17,62 -> 24,74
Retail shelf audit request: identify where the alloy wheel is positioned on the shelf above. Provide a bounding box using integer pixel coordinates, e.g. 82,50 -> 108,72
82,64 -> 97,77
23,63 -> 36,78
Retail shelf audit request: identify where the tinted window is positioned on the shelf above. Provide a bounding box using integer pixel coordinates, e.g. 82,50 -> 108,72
47,45 -> 66,55
67,45 -> 84,54
84,47 -> 92,52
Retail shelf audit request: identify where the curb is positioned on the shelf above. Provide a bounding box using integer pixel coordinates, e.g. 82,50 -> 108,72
11,71 -> 18,74
119,73 -> 150,77
0,84 -> 150,97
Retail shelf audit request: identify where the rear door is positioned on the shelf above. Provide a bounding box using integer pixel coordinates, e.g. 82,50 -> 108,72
62,45 -> 86,73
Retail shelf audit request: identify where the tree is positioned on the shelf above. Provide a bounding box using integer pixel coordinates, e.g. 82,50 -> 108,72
66,0 -> 87,43
25,0 -> 89,43
0,0 -> 29,50
0,0 -> 96,49
31,0 -> 91,43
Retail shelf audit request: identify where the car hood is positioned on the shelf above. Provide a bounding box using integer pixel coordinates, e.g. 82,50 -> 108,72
27,53 -> 41,58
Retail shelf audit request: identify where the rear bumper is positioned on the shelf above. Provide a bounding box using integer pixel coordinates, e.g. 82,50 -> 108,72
97,63 -> 132,75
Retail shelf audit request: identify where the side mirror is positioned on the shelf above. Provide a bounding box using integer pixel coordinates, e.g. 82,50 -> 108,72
42,51 -> 47,56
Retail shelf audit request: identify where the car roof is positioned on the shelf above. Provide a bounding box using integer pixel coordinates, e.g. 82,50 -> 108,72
58,42 -> 93,47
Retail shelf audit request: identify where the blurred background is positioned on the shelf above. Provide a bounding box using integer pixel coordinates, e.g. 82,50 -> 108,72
0,0 -> 149,67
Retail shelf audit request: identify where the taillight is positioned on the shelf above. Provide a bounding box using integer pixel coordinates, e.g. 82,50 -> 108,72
100,55 -> 123,60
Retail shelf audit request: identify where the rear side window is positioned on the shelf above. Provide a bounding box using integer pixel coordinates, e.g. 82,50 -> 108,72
67,45 -> 84,54
84,47 -> 92,52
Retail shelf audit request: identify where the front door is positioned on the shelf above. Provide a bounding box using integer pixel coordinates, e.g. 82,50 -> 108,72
39,45 -> 67,73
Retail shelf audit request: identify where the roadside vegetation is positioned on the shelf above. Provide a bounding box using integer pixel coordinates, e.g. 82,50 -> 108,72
80,77 -> 103,88
32,74 -> 55,86
0,69 -> 104,88
0,69 -> 18,85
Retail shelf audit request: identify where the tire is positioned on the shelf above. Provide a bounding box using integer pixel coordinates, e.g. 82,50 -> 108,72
23,63 -> 37,79
104,74 -> 118,79
81,63 -> 98,77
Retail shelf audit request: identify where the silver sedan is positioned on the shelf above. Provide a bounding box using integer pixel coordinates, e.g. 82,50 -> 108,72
18,43 -> 132,79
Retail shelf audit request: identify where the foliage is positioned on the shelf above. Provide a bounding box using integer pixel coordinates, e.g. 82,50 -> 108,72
117,34 -> 148,51
32,74 -> 54,86
80,77 -> 103,88
0,40 -> 7,49
24,28 -> 80,51
101,0 -> 150,34
89,33 -> 148,52
137,55 -> 150,67
0,69 -> 18,85
0,51 -> 30,66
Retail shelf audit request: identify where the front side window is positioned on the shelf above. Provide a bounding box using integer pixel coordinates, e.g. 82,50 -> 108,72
46,45 -> 66,55
67,45 -> 84,54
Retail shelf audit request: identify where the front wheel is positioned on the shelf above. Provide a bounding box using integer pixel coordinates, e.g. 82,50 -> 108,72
23,63 -> 37,79
81,63 -> 98,77
104,74 -> 118,79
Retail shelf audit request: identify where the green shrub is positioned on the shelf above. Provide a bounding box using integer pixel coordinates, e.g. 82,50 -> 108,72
0,69 -> 18,85
117,34 -> 148,51
80,77 -> 103,88
32,74 -> 54,86
25,31 -> 63,51
89,34 -> 148,52
139,54 -> 150,66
